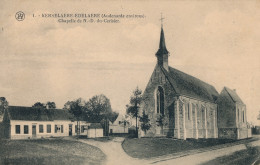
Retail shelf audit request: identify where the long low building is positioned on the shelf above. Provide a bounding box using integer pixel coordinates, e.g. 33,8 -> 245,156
1,106 -> 103,139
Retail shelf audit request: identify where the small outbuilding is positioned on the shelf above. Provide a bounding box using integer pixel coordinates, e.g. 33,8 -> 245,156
87,123 -> 103,138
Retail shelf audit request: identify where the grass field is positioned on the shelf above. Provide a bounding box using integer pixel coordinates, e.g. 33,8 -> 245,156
202,146 -> 260,165
0,138 -> 106,165
122,138 -> 254,159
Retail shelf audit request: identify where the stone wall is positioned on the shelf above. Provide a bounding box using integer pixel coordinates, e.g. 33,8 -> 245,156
218,128 -> 237,139
140,65 -> 176,137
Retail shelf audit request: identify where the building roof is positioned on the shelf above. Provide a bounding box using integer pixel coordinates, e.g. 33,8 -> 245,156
88,123 -> 103,129
161,66 -> 219,103
7,106 -> 76,121
223,87 -> 244,104
156,27 -> 169,56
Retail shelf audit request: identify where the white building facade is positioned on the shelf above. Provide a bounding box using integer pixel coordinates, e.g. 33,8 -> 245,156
2,106 -> 103,139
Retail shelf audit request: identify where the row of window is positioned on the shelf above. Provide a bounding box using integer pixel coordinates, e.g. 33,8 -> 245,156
15,124 -> 89,134
15,124 -> 64,134
155,86 -> 214,123
186,104 -> 214,121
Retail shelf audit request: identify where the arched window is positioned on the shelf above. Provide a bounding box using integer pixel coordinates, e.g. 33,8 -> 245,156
186,103 -> 190,120
243,111 -> 245,123
156,86 -> 164,115
238,109 -> 240,122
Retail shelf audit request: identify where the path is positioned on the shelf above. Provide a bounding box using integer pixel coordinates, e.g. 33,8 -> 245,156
78,137 -> 149,165
77,136 -> 260,165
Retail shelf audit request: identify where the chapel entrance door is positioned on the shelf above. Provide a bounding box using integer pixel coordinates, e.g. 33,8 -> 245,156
32,125 -> 36,138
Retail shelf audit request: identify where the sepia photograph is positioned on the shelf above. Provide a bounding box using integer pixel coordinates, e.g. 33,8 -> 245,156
0,0 -> 260,164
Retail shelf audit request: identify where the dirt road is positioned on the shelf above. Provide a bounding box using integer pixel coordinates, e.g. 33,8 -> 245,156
78,137 -> 260,165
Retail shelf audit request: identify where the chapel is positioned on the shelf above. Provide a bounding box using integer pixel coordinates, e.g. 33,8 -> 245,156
139,24 -> 249,139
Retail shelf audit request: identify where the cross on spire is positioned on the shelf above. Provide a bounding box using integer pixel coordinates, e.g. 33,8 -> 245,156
160,13 -> 165,27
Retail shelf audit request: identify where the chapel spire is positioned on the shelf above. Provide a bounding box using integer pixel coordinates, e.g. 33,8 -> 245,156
156,27 -> 169,56
156,14 -> 169,71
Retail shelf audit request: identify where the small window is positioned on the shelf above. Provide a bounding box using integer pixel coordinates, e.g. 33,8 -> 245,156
15,125 -> 20,134
24,125 -> 29,134
61,125 -> 63,133
75,125 -> 77,133
55,125 -> 61,133
39,125 -> 44,133
47,124 -> 51,133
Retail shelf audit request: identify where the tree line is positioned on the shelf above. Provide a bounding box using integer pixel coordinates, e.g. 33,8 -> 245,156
29,95 -> 118,124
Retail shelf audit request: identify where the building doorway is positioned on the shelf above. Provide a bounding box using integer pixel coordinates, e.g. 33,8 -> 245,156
69,124 -> 72,136
32,125 -> 36,138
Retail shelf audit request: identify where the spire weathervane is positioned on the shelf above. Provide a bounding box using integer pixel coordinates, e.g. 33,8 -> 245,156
160,13 -> 165,27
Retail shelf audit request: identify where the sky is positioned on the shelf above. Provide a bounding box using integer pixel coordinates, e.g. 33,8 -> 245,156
0,0 -> 260,125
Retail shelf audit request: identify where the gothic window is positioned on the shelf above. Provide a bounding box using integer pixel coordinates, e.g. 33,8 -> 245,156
243,111 -> 245,123
187,103 -> 190,120
156,86 -> 164,115
238,109 -> 240,122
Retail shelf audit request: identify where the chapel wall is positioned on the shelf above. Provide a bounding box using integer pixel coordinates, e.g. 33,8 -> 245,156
140,66 -> 176,137
175,96 -> 218,139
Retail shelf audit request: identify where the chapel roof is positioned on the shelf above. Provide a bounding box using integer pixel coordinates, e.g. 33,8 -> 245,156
7,106 -> 76,121
161,66 -> 219,103
222,87 -> 244,104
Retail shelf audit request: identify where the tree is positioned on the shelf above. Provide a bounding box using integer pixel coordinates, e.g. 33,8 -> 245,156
85,94 -> 112,122
46,102 -> 56,109
32,102 -> 46,109
63,98 -> 86,135
139,111 -> 151,134
85,94 -> 113,136
156,113 -> 168,135
0,97 -> 8,117
126,87 -> 142,137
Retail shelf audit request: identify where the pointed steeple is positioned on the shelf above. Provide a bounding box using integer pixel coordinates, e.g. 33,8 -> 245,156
156,27 -> 169,56
155,14 -> 169,71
